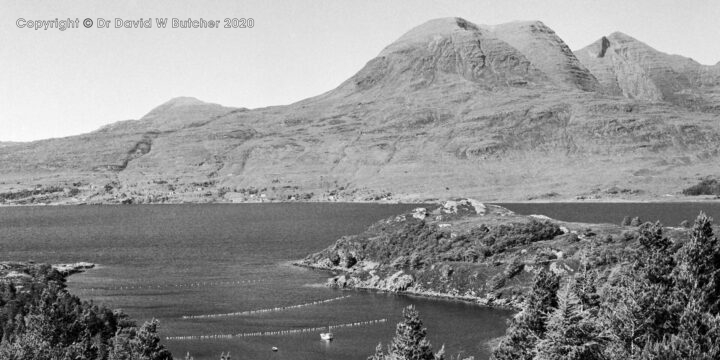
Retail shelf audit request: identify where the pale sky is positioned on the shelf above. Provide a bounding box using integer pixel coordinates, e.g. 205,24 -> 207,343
1,0 -> 719,142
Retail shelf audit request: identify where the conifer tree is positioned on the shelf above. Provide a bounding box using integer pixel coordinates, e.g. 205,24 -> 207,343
600,272 -> 648,358
132,319 -> 172,360
571,268 -> 600,312
674,212 -> 720,314
639,298 -> 720,359
536,285 -> 606,360
491,269 -> 560,360
632,222 -> 679,344
369,305 -> 444,360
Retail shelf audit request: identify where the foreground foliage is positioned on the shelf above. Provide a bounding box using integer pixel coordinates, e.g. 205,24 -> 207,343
491,212 -> 720,359
0,264 -> 172,360
369,305 -> 446,360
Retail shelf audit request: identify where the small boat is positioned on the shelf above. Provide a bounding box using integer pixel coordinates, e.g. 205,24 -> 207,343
320,332 -> 333,341
272,347 -> 278,352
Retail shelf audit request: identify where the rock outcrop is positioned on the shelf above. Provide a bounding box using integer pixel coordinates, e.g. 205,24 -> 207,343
52,262 -> 96,275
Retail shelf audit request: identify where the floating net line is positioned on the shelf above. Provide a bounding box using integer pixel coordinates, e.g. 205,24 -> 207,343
180,295 -> 352,319
165,318 -> 388,341
82,279 -> 265,292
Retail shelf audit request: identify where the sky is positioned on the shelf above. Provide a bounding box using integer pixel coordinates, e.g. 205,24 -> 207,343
1,0 -> 719,142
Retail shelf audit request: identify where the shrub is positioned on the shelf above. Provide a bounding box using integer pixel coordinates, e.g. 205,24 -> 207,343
488,273 -> 506,291
504,258 -> 525,279
328,253 -> 340,266
682,178 -> 720,196
622,231 -> 637,242
369,305 -> 442,360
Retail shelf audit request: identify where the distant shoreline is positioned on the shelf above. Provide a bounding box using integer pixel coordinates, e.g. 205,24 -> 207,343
1,196 -> 719,207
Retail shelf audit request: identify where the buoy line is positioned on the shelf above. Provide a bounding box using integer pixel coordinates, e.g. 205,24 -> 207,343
165,318 -> 388,341
181,295 -> 352,319
82,279 -> 265,292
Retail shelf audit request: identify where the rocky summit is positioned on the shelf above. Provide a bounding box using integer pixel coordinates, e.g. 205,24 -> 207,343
2,17 -> 720,204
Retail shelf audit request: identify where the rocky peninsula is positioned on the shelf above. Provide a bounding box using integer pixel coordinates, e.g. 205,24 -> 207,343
297,199 -> 689,309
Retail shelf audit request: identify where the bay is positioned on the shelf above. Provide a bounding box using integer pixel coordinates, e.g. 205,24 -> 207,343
0,203 -> 511,360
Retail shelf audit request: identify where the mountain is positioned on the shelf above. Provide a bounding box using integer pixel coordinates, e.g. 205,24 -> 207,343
574,32 -> 720,109
1,17 -> 720,205
491,21 -> 599,91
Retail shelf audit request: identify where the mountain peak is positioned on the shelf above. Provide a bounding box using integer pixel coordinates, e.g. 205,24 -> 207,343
379,17 -> 480,56
330,17 -> 549,96
607,31 -> 636,41
142,97 -> 212,119
574,32 -> 704,102
160,96 -> 207,108
491,20 -> 598,91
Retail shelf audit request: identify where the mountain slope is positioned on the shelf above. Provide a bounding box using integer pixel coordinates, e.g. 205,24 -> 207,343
574,32 -> 720,109
1,18 -> 719,204
491,21 -> 599,91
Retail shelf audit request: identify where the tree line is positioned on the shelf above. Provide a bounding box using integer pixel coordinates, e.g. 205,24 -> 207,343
491,212 -> 720,359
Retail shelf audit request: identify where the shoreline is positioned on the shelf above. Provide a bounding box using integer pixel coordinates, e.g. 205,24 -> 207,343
1,196 -> 720,207
51,262 -> 96,276
292,261 -> 522,311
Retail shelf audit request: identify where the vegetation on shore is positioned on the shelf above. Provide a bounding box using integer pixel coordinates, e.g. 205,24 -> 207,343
0,262 -> 172,360
683,178 -> 720,196
369,305 -> 446,360
298,200 -> 720,358
300,200 -> 642,308
491,213 -> 720,359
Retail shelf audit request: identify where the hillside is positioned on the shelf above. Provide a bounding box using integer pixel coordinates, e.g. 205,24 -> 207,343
1,17 -> 720,204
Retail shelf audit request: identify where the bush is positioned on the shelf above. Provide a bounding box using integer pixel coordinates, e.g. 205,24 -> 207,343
622,231 -> 637,242
682,178 -> 720,196
621,216 -> 632,226
484,220 -> 563,254
504,258 -> 524,279
559,233 -> 580,243
488,273 -> 506,291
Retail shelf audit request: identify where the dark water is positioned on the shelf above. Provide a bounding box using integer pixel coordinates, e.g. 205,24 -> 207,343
0,204 -> 511,360
497,202 -> 720,226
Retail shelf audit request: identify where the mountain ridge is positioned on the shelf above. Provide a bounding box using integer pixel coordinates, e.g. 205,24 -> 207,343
1,17 -> 720,205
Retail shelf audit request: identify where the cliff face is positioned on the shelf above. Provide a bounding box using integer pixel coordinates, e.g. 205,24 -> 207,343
1,18 -> 720,204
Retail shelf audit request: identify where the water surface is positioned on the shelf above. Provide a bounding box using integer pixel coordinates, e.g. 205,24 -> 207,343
497,202 -> 720,226
0,204 -> 511,360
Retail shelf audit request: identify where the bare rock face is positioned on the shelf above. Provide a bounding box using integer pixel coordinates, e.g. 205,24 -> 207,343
574,32 -> 714,105
338,17 -> 548,95
492,21 -> 599,91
